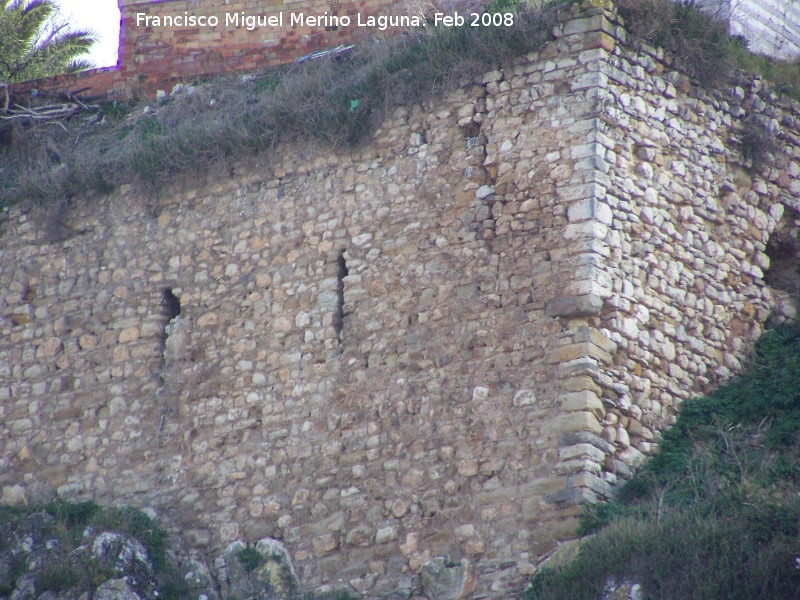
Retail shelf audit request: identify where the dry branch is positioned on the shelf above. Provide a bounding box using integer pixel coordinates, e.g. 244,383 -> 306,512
0,101 -> 99,123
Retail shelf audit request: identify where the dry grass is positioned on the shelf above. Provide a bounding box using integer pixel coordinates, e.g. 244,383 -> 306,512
0,1 -> 569,212
4,0 -> 797,217
617,0 -> 734,87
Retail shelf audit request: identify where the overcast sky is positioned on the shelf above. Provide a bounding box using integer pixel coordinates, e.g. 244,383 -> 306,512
55,0 -> 121,68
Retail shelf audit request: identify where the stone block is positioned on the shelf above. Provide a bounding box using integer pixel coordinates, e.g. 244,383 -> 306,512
560,432 -> 615,455
560,376 -> 602,395
564,220 -> 608,240
560,391 -> 604,419
567,198 -> 613,225
558,442 -> 606,463
585,31 -> 616,52
559,182 -> 606,201
312,533 -> 339,556
519,476 -> 569,497
568,472 -> 617,499
545,486 -> 597,505
563,15 -> 611,36
1,484 -> 27,505
606,459 -> 633,480
571,71 -> 609,91
572,325 -> 617,353
36,337 -> 63,357
542,411 -> 603,437
376,526 -> 398,544
421,558 -> 475,600
545,295 -> 604,318
512,389 -> 537,406
545,341 -> 611,365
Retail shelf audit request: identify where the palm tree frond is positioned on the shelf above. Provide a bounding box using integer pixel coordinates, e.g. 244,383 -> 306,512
0,0 -> 95,83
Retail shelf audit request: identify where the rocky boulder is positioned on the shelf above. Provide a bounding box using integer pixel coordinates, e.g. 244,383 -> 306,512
222,539 -> 298,600
420,558 -> 475,600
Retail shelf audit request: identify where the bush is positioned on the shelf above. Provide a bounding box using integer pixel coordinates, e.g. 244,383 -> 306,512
740,116 -> 782,171
2,500 -> 180,600
730,36 -> 800,101
617,0 -> 734,86
527,508 -> 800,600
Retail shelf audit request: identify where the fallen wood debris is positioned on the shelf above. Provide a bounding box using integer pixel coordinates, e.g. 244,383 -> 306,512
1,102 -> 100,125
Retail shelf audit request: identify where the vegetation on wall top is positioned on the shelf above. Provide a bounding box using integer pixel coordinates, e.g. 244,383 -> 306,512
1,0 -> 799,217
0,0 -> 572,214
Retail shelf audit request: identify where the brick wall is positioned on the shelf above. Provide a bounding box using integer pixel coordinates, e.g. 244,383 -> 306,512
11,0 -> 485,100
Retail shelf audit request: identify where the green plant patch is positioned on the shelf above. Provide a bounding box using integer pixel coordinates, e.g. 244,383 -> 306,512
0,500 -> 180,599
237,546 -> 265,574
100,100 -> 133,121
527,508 -> 800,600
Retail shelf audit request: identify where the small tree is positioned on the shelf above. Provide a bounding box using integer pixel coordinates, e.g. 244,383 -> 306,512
0,0 -> 95,84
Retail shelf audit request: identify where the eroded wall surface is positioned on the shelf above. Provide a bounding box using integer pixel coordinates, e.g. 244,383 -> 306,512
3,3 -> 800,598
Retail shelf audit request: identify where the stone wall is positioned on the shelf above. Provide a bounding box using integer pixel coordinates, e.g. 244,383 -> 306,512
730,0 -> 800,60
3,2 -> 800,599
557,5 -> 800,491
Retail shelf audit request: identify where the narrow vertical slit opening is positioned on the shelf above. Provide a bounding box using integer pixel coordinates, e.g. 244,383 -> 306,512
334,251 -> 348,343
161,288 -> 182,376
163,288 -> 182,323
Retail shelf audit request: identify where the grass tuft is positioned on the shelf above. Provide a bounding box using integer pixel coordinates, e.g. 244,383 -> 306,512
236,546 -> 264,574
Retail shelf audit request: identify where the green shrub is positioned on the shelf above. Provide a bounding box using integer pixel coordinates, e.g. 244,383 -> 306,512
1,500 -> 181,600
738,117 -> 781,171
527,508 -> 800,600
236,546 -> 264,574
731,37 -> 800,100
617,0 -> 734,86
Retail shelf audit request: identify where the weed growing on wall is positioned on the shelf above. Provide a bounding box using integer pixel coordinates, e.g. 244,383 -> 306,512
731,37 -> 800,100
524,321 -> 800,599
237,546 -> 265,574
618,0 -> 800,98
739,116 -> 782,171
